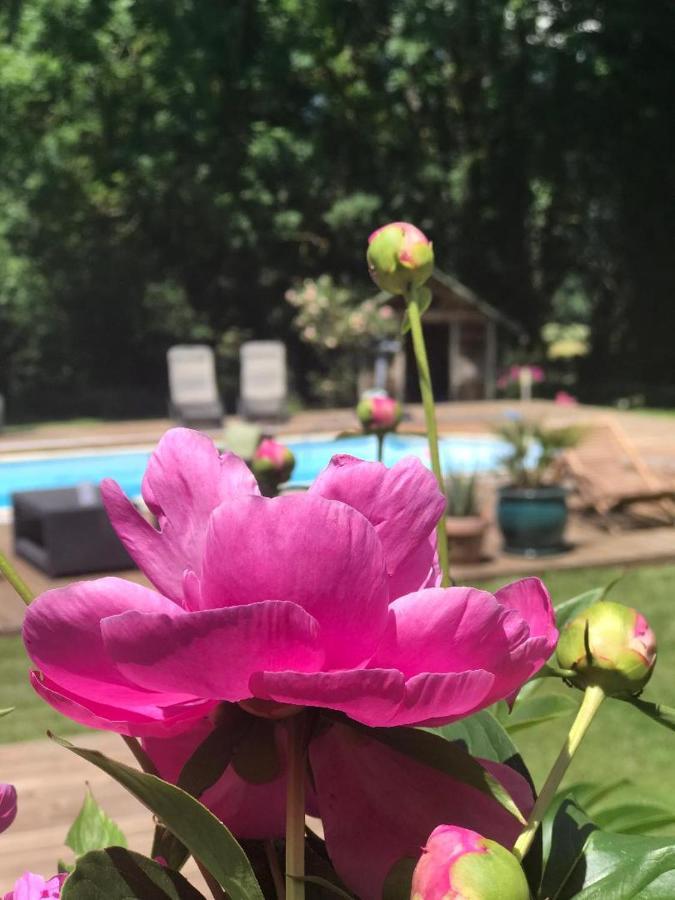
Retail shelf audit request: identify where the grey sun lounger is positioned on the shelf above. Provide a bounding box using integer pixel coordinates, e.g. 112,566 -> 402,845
167,344 -> 224,428
238,340 -> 288,420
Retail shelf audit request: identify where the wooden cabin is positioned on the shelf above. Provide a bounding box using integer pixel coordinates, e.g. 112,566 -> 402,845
370,270 -> 526,402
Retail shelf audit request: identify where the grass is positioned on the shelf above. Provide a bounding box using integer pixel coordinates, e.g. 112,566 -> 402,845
2,563 -> 675,813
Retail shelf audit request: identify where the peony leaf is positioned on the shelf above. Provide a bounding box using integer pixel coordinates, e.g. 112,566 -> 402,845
50,734 -> 264,900
61,847 -> 206,900
502,694 -> 579,735
619,696 -> 675,734
0,707 -> 14,719
554,588 -> 605,632
66,788 -> 127,857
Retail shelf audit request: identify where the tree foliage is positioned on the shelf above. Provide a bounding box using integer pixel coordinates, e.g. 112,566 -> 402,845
0,0 -> 672,418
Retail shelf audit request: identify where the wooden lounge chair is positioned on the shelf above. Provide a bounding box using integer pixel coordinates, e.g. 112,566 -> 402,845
559,417 -> 675,525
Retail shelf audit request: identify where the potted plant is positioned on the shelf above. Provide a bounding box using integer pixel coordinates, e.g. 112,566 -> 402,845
495,418 -> 582,556
444,474 -> 487,564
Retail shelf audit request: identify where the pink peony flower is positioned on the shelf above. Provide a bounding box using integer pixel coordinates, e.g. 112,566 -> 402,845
0,784 -> 17,834
411,825 -> 529,900
22,428 -> 557,899
3,873 -> 66,900
24,428 -> 556,735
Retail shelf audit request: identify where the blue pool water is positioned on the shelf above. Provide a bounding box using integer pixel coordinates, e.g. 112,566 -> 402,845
0,434 -> 509,508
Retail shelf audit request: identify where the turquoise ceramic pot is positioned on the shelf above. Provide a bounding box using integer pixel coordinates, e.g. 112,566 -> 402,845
497,485 -> 569,557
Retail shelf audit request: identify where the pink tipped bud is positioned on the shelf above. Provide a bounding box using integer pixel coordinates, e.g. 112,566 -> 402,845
0,782 -> 17,834
251,439 -> 295,496
411,825 -> 529,900
367,222 -> 434,294
557,600 -> 657,696
356,394 -> 402,434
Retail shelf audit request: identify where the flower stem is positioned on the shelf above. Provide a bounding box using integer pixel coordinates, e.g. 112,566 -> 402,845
285,713 -> 307,900
512,684 -> 605,862
0,551 -> 33,606
405,285 -> 450,587
376,432 -> 385,463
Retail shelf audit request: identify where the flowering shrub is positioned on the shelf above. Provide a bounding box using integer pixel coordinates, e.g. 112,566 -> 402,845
285,275 -> 399,404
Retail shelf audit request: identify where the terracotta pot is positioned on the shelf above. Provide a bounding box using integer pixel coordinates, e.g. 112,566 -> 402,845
445,516 -> 488,564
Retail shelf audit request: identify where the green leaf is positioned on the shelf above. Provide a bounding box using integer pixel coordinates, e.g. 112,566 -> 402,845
567,830 -> 675,898
298,875 -> 356,899
400,308 -> 410,334
61,847 -> 206,900
504,694 -> 579,735
554,588 -> 605,632
540,798 -> 596,900
356,721 -> 526,824
620,696 -> 675,734
431,709 -> 524,768
0,707 -> 14,719
50,734 -> 264,900
66,788 -> 127,857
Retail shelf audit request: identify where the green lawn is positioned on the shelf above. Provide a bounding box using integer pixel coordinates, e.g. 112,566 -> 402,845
2,563 -> 675,809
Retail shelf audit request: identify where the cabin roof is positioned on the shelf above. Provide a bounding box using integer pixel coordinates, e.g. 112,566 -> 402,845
370,269 -> 527,338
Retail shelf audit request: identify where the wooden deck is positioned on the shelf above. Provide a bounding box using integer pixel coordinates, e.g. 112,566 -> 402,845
0,730 -> 205,890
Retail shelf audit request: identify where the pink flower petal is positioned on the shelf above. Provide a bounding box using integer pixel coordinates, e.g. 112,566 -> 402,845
102,601 -> 324,701
310,455 -> 445,597
370,587 -> 526,678
251,666 -> 494,728
0,783 -> 17,834
23,579 -> 190,707
4,872 -> 67,900
199,494 -> 389,667
493,578 -> 558,704
102,428 -> 259,603
29,672 -> 213,737
309,722 -> 532,900
249,668 -> 406,726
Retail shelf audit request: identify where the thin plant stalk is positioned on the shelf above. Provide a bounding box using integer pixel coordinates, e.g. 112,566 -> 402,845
405,285 -> 450,586
285,713 -> 307,900
512,684 -> 605,861
265,841 -> 286,900
376,432 -> 385,463
0,551 -> 33,605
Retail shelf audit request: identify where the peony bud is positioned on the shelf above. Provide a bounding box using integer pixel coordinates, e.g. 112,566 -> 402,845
367,222 -> 434,294
0,782 -> 17,834
411,825 -> 529,900
251,438 -> 295,497
557,600 -> 657,697
356,394 -> 402,434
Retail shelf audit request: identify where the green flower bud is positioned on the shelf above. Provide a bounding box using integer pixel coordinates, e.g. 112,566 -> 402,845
356,394 -> 402,434
367,222 -> 434,295
557,600 -> 657,697
411,825 -> 529,900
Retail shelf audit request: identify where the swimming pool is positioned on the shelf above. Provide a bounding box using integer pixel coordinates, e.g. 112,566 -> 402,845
0,434 -> 509,508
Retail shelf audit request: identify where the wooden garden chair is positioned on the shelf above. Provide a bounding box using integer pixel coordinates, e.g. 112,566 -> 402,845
559,417 -> 675,526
